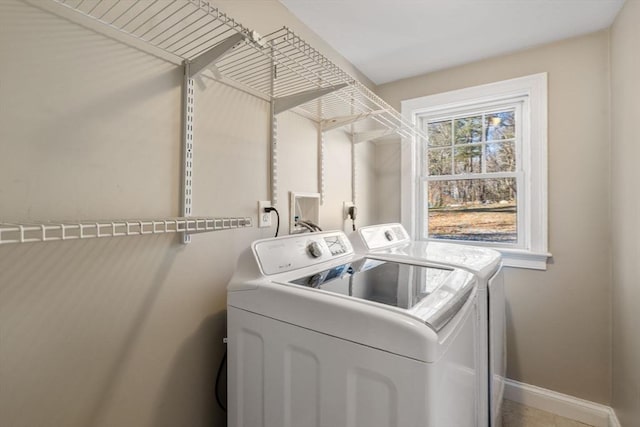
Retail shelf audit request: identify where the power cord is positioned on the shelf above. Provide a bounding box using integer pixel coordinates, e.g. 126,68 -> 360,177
347,206 -> 357,231
263,207 -> 280,237
215,350 -> 227,412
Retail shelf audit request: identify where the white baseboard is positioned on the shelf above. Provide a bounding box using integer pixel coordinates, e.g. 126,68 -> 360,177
504,379 -> 621,427
607,407 -> 622,427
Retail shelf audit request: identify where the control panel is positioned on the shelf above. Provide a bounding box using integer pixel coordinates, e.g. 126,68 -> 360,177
253,231 -> 353,275
357,223 -> 410,250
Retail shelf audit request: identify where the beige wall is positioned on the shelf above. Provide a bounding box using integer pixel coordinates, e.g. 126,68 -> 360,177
0,0 -> 374,426
373,141 -> 402,224
377,32 -> 612,404
610,0 -> 640,424
1,0 -> 631,424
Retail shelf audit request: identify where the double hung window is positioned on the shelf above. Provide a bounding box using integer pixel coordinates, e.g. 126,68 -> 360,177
401,74 -> 549,269
422,103 -> 522,245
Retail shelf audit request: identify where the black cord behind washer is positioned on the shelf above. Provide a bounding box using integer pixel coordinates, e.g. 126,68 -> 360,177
264,207 -> 280,237
215,350 -> 227,412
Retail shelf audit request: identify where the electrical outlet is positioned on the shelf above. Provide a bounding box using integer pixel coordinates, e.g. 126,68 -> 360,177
258,201 -> 272,228
343,201 -> 355,220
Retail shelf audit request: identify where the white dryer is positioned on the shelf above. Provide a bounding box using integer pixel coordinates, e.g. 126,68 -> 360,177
227,230 -> 480,427
350,223 -> 506,427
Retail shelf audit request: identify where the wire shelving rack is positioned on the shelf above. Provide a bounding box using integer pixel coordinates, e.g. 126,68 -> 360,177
6,0 -> 427,246
0,217 -> 252,246
49,0 -> 425,138
48,0 -> 428,204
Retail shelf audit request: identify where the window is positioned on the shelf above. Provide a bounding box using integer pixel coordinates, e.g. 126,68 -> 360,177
423,105 -> 520,244
401,74 -> 550,269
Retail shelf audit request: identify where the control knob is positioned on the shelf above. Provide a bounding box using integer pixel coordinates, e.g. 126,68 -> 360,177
307,241 -> 323,258
384,230 -> 394,241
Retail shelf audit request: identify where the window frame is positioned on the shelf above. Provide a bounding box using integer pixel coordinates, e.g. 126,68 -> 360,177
401,73 -> 550,270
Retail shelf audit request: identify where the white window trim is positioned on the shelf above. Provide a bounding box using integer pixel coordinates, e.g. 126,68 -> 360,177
401,73 -> 550,270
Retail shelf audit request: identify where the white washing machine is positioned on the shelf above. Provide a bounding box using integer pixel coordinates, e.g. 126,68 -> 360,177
350,223 -> 506,427
227,230 -> 480,427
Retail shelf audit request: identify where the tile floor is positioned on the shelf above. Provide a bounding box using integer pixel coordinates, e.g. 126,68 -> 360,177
502,400 -> 594,427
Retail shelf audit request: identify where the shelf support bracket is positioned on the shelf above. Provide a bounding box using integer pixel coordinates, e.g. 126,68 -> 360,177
352,128 -> 398,144
181,62 -> 195,243
321,109 -> 387,132
273,84 -> 348,115
269,42 -> 279,206
317,93 -> 326,205
188,33 -> 247,78
349,94 -> 358,212
318,125 -> 325,205
270,100 -> 279,206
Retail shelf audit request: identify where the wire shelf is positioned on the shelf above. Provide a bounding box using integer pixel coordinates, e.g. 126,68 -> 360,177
26,0 -> 425,245
53,0 -> 259,63
265,28 -> 422,139
50,0 -> 427,141
0,217 -> 252,245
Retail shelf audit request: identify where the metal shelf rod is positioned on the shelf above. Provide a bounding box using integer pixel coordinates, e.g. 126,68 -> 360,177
216,46 -> 267,72
152,12 -> 210,46
130,1 -> 175,35
178,25 -> 234,57
138,2 -> 192,39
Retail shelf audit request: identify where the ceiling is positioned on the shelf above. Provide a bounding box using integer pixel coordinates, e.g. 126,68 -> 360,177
279,0 -> 625,85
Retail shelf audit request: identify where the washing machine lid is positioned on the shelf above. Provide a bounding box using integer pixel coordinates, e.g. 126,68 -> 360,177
350,223 -> 501,281
286,257 -> 474,332
382,242 -> 501,281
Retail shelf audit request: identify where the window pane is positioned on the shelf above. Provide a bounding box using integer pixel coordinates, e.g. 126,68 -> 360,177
486,141 -> 516,172
428,148 -> 452,176
427,120 -> 452,147
454,115 -> 482,144
485,111 -> 515,141
454,145 -> 482,173
427,178 -> 517,243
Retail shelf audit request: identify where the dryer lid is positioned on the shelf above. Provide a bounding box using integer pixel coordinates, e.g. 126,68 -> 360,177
350,223 -> 502,280
383,242 -> 501,280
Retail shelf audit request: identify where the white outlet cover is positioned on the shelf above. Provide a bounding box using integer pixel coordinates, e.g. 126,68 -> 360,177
258,201 -> 272,228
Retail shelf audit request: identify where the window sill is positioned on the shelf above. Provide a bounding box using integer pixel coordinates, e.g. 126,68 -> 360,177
498,248 -> 551,270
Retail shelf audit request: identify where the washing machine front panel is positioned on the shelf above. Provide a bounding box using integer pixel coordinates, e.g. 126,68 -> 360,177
228,306 -> 433,427
228,304 -> 479,427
